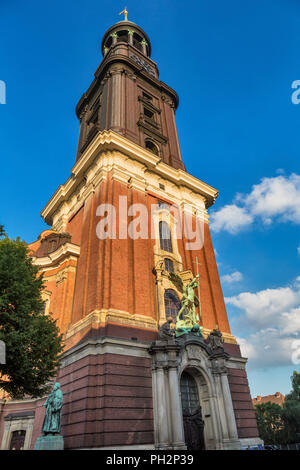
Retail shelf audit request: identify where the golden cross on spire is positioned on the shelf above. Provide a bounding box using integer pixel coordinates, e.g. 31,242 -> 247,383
119,7 -> 128,21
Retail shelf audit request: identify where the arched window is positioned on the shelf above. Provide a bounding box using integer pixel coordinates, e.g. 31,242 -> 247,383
164,289 -> 180,322
159,221 -> 173,253
164,258 -> 174,272
145,139 -> 159,156
180,371 -> 200,416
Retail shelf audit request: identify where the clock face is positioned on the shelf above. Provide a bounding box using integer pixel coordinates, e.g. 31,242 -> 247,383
130,54 -> 156,77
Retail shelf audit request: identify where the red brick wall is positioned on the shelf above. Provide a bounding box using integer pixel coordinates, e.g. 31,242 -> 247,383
58,353 -> 154,449
70,178 -> 232,338
228,368 -> 259,439
67,205 -> 84,246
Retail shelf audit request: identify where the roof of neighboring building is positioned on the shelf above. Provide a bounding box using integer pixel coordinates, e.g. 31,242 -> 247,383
252,392 -> 285,407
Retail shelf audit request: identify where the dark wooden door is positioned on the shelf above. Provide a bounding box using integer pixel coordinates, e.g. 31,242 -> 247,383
9,430 -> 26,450
183,408 -> 205,450
180,371 -> 205,450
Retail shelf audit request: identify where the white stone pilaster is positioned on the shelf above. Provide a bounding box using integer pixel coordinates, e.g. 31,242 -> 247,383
168,367 -> 185,449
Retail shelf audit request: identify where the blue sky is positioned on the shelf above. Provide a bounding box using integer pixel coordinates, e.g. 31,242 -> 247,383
1,0 -> 300,397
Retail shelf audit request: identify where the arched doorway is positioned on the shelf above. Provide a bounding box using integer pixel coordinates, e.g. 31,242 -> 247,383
180,371 -> 205,450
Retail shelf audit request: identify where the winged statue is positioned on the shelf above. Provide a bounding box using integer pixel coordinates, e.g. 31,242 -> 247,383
168,272 -> 202,337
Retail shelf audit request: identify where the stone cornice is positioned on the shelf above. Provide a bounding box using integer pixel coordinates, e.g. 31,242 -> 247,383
61,336 -> 151,368
31,242 -> 80,268
41,130 -> 218,226
65,309 -> 157,341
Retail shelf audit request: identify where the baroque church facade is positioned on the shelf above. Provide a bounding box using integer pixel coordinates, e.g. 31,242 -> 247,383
0,16 -> 261,450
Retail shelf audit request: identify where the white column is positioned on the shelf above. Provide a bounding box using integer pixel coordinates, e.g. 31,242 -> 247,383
168,367 -> 186,449
214,373 -> 229,441
1,421 -> 10,450
220,373 -> 239,440
155,367 -> 169,448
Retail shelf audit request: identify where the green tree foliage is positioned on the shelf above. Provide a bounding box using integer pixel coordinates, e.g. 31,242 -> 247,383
0,234 -> 63,399
254,402 -> 283,445
285,371 -> 300,402
254,372 -> 300,445
281,371 -> 300,443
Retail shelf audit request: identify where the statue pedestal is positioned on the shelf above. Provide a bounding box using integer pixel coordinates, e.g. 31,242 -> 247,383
34,434 -> 64,450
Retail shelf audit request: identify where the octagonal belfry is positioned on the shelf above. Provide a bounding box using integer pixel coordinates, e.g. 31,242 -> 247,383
101,20 -> 152,57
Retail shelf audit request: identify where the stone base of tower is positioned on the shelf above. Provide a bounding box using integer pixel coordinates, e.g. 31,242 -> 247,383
0,328 -> 260,450
58,336 -> 155,449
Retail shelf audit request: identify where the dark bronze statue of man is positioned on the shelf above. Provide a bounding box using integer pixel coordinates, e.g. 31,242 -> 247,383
42,382 -> 63,435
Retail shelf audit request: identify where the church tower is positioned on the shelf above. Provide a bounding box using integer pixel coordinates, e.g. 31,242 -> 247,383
0,14 -> 261,450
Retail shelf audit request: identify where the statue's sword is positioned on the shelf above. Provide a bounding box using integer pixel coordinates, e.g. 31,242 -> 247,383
193,256 -> 202,324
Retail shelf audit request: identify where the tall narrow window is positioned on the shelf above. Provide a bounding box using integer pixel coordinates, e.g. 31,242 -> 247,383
159,221 -> 173,253
180,372 -> 200,415
164,258 -> 174,272
164,289 -> 181,322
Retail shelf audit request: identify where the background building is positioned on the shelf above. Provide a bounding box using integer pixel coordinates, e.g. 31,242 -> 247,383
252,393 -> 285,408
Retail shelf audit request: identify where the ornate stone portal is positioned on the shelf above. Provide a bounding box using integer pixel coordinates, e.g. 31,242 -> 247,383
149,333 -> 241,450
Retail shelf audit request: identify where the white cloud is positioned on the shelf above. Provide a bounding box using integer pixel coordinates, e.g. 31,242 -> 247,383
225,284 -> 300,328
210,204 -> 253,234
226,277 -> 300,369
297,246 -> 300,255
244,174 -> 300,224
237,331 -> 298,369
221,271 -> 243,284
211,173 -> 300,233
